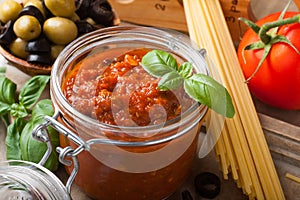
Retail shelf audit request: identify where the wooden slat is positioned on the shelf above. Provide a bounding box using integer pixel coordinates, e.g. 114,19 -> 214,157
259,113 -> 300,143
259,113 -> 300,165
108,0 -> 250,46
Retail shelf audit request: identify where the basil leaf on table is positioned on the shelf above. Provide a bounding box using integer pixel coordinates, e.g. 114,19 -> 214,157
141,50 -> 235,118
0,101 -> 11,116
1,75 -> 58,171
10,103 -> 28,118
32,98 -> 55,118
18,75 -> 50,109
0,76 -> 16,105
20,118 -> 59,171
5,117 -> 26,160
0,76 -> 16,127
20,99 -> 59,171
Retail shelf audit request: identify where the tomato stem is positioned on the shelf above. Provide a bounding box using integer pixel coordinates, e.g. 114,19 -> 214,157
259,14 -> 300,44
239,17 -> 261,34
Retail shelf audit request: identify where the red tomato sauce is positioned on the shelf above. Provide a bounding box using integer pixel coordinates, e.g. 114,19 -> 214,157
62,48 -> 194,126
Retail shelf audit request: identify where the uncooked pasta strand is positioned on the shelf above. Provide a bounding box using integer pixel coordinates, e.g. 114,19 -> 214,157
207,2 -> 285,199
182,0 -> 285,199
184,1 -> 261,197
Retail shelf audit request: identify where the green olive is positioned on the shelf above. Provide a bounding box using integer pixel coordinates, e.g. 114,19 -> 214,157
0,0 -> 23,23
9,38 -> 29,59
44,0 -> 75,18
69,12 -> 80,22
43,17 -> 77,45
50,44 -> 65,61
13,15 -> 41,41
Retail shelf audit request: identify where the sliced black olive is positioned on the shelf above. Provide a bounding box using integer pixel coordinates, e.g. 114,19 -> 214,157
90,0 -> 114,26
0,20 -> 16,45
75,0 -> 91,19
75,20 -> 95,35
26,36 -> 51,53
194,172 -> 221,199
18,5 -> 45,24
27,53 -> 52,65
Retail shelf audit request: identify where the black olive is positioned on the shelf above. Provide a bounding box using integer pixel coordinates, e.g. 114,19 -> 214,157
75,20 -> 95,35
0,20 -> 16,45
75,0 -> 91,19
26,36 -> 51,53
27,53 -> 52,65
41,0 -> 54,18
194,172 -> 221,199
18,5 -> 45,24
90,0 -> 114,27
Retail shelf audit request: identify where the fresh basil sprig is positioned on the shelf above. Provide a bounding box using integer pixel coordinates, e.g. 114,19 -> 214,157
141,50 -> 235,118
0,75 -> 59,171
19,99 -> 59,171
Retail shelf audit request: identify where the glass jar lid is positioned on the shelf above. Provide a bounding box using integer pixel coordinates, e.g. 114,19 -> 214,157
0,160 -> 70,200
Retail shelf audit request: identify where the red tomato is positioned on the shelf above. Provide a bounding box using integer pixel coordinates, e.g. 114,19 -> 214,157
237,12 -> 300,110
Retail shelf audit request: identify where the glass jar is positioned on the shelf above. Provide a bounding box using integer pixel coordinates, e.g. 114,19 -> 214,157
49,26 -> 209,200
0,160 -> 70,200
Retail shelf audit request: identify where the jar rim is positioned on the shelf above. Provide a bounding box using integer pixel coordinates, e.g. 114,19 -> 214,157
51,26 -> 209,135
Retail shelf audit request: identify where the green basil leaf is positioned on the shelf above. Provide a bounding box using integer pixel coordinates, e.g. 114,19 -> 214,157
19,75 -> 50,109
141,50 -> 178,77
20,117 -> 59,171
0,101 -> 11,115
158,71 -> 183,90
184,75 -> 211,106
10,103 -> 28,118
0,113 -> 9,128
0,76 -> 16,105
141,50 -> 235,118
20,100 -> 59,171
178,62 -> 193,78
31,99 -> 54,118
184,74 -> 235,118
5,118 -> 27,160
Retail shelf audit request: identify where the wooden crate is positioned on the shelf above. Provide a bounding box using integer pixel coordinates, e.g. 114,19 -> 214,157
108,0 -> 250,47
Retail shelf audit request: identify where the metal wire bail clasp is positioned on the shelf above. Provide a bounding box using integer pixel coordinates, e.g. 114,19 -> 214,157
32,112 -> 88,194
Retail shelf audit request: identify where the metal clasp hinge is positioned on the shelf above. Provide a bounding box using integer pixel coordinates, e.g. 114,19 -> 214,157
32,114 -> 87,194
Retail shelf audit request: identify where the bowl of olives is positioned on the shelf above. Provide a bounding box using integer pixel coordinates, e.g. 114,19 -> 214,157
0,0 -> 119,76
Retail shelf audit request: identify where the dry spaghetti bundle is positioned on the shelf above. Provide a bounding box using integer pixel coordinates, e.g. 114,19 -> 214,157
182,0 -> 285,199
